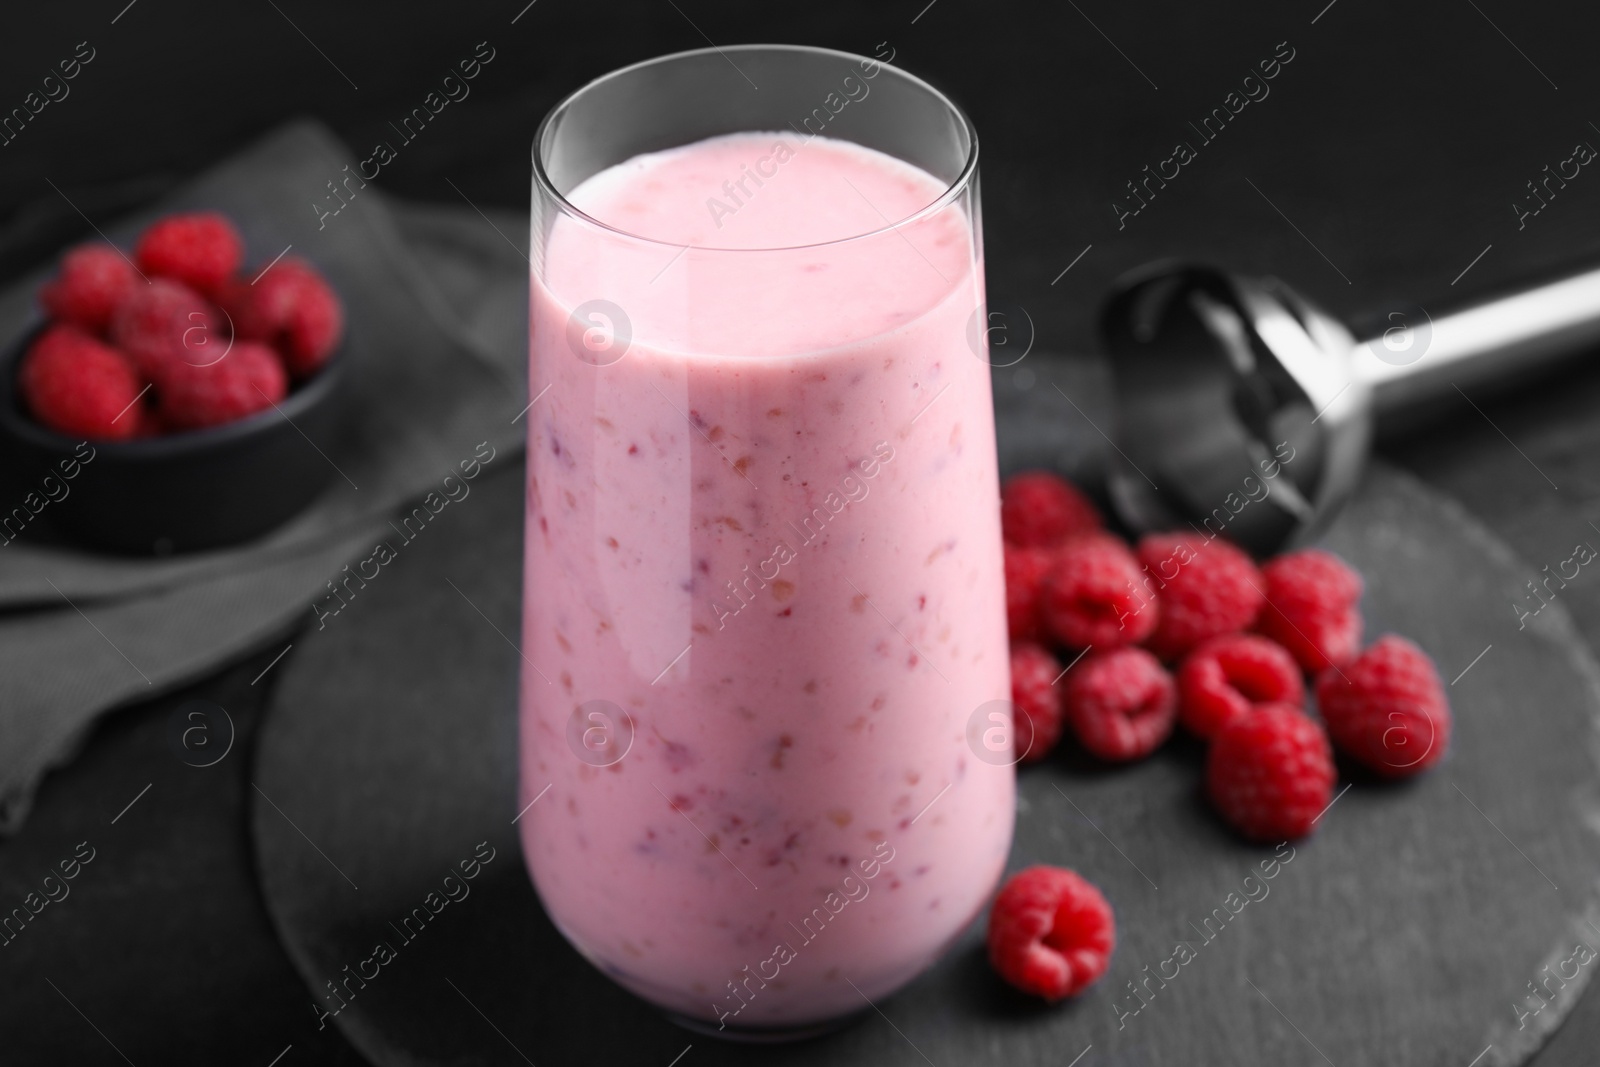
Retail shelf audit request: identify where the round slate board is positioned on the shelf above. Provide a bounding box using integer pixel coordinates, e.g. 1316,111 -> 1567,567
253,398 -> 1600,1067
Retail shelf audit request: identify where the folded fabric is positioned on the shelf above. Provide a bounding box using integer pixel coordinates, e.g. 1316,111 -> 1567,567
0,120 -> 531,832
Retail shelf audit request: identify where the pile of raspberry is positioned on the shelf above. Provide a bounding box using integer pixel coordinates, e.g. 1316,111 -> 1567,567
19,212 -> 343,440
988,470 -> 1453,1001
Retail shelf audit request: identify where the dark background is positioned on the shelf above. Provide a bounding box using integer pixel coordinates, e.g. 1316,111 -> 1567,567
2,0 -> 1600,1063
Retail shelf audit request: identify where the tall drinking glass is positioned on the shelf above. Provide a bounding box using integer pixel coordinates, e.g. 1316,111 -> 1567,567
521,44 -> 1014,1037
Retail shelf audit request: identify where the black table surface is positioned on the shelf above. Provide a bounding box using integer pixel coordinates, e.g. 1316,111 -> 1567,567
5,1 -> 1600,1064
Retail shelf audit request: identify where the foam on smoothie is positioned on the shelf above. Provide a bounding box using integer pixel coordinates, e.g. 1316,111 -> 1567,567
543,132 -> 974,359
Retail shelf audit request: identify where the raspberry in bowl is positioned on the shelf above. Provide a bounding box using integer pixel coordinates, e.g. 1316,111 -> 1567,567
0,212 -> 347,553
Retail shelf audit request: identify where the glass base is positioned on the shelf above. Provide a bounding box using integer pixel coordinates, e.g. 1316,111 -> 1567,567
663,1007 -> 869,1044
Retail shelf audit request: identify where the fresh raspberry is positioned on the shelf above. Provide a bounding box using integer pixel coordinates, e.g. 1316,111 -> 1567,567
1010,642 -> 1065,764
134,212 -> 243,296
1041,536 -> 1157,649
109,278 -> 229,387
1000,471 -> 1101,547
158,340 -> 286,430
126,403 -> 163,438
18,324 -> 145,440
1315,635 -> 1451,777
1177,633 -> 1304,740
1207,703 -> 1335,841
1062,646 -> 1176,761
1005,544 -> 1054,642
987,865 -> 1115,1001
1256,549 -> 1364,673
1135,532 -> 1265,660
39,243 -> 140,334
223,258 -> 344,377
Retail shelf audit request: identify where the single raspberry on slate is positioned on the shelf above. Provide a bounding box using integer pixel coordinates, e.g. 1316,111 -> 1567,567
110,277 -> 228,387
1255,548 -> 1364,673
1315,635 -> 1451,777
18,324 -> 145,440
1177,633 -> 1304,740
1010,642 -> 1065,764
1000,470 -> 1101,547
1041,535 -> 1157,649
1135,532 -> 1265,660
1207,702 -> 1336,841
134,212 -> 243,295
40,243 -> 140,333
1062,646 -> 1177,761
159,340 -> 286,430
225,258 -> 344,377
1005,543 -> 1054,642
987,865 -> 1115,1001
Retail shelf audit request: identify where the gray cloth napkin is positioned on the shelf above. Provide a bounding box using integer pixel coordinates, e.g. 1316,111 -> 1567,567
0,121 -> 530,832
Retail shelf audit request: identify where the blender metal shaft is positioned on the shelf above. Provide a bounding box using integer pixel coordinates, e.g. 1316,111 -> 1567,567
1357,263 -> 1600,419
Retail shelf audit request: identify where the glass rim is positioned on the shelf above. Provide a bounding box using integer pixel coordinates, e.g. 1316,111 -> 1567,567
530,43 -> 980,254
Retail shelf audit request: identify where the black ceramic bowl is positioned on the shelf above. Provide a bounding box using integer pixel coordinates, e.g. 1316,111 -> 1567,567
0,323 -> 346,554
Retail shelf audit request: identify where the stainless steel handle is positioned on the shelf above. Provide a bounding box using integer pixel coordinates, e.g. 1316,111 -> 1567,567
1353,264 -> 1600,418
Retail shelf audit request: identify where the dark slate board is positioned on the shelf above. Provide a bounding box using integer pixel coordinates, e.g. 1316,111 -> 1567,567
252,382 -> 1600,1067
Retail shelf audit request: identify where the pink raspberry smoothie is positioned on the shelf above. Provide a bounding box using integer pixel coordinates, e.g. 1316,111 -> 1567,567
520,130 -> 1013,1030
